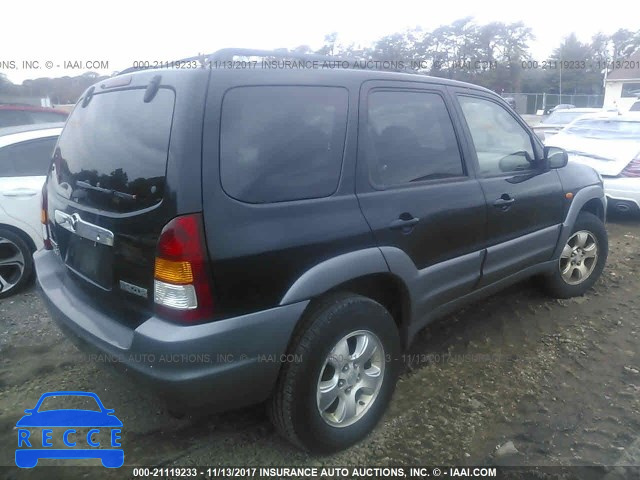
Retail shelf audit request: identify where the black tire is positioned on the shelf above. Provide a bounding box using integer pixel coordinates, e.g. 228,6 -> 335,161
268,293 -> 401,453
0,228 -> 34,299
541,212 -> 608,298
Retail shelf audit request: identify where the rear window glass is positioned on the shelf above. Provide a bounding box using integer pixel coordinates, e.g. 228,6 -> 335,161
53,88 -> 175,213
564,118 -> 640,139
543,111 -> 586,125
220,86 -> 349,203
29,111 -> 68,123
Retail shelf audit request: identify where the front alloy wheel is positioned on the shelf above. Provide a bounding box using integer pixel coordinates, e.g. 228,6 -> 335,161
559,230 -> 598,285
541,212 -> 608,299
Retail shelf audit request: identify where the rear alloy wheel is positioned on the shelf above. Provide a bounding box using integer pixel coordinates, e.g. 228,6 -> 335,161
0,229 -> 33,299
316,329 -> 386,428
541,212 -> 608,298
269,293 -> 400,453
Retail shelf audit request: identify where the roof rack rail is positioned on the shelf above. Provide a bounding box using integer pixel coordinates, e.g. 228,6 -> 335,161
116,48 -> 408,76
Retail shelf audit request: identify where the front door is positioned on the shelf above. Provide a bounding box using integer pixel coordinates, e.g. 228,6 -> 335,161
451,91 -> 565,286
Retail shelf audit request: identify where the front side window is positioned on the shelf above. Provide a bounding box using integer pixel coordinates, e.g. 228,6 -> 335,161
365,90 -> 464,186
0,137 -> 57,177
458,96 -> 536,176
220,86 -> 348,204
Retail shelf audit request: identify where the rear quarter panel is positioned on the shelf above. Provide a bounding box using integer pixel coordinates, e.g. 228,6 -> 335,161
201,70 -> 377,319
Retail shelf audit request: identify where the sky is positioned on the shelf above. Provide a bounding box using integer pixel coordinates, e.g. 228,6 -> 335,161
1,0 -> 638,84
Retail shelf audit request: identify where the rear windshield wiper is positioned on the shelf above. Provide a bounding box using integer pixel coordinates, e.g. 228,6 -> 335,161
76,180 -> 137,200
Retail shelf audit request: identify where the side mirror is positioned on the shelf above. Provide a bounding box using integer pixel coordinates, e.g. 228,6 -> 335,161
544,146 -> 568,169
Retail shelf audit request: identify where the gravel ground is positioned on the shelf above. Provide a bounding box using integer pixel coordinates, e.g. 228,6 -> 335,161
0,216 -> 639,479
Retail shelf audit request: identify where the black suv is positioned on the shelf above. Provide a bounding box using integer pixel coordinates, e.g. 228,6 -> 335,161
35,49 -> 608,453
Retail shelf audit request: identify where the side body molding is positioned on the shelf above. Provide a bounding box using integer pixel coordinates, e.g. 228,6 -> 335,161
280,248 -> 390,305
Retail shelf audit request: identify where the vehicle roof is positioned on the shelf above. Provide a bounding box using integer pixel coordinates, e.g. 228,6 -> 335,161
0,123 -> 63,148
551,108 -> 600,113
120,64 -> 497,95
0,104 -> 68,114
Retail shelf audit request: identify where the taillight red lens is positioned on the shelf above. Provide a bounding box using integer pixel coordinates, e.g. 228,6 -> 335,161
154,214 -> 214,322
621,157 -> 640,178
41,182 -> 52,250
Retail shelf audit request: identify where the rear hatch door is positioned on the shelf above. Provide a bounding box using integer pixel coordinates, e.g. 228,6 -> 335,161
47,83 -> 177,325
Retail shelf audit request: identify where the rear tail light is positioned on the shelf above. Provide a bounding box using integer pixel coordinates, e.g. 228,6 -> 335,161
153,213 -> 214,322
41,182 -> 53,250
621,154 -> 640,178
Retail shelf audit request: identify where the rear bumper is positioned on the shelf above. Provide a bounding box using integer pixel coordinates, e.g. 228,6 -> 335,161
34,249 -> 308,410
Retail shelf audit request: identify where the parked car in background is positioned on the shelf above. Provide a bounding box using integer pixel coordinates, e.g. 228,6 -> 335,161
0,123 -> 63,298
503,96 -> 517,110
0,105 -> 68,128
532,108 -> 601,141
543,104 -> 575,115
545,113 -> 640,215
550,104 -> 575,113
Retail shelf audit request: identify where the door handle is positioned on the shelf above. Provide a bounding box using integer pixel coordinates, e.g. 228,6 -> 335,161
389,215 -> 420,232
493,194 -> 515,210
1,188 -> 39,198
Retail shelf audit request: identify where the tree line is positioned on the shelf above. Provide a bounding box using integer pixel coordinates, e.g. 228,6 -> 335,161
302,19 -> 640,94
1,18 -> 639,104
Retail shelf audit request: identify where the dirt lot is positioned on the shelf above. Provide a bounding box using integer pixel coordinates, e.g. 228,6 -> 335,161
0,216 -> 639,478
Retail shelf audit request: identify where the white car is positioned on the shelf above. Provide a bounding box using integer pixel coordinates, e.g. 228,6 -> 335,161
532,108 -> 601,140
0,123 -> 63,298
545,113 -> 640,215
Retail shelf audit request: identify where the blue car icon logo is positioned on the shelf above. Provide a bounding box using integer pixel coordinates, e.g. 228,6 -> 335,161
15,391 -> 123,468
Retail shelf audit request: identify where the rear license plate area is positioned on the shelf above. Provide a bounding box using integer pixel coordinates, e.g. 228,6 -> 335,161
64,235 -> 113,289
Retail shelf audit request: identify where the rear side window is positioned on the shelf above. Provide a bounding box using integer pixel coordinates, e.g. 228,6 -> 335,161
0,137 -> 57,177
220,86 -> 349,203
365,90 -> 464,186
54,88 -> 175,213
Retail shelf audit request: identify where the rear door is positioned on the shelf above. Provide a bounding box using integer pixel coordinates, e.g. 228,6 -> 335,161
46,83 -> 182,325
356,81 -> 487,318
451,89 -> 564,285
0,136 -> 57,236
